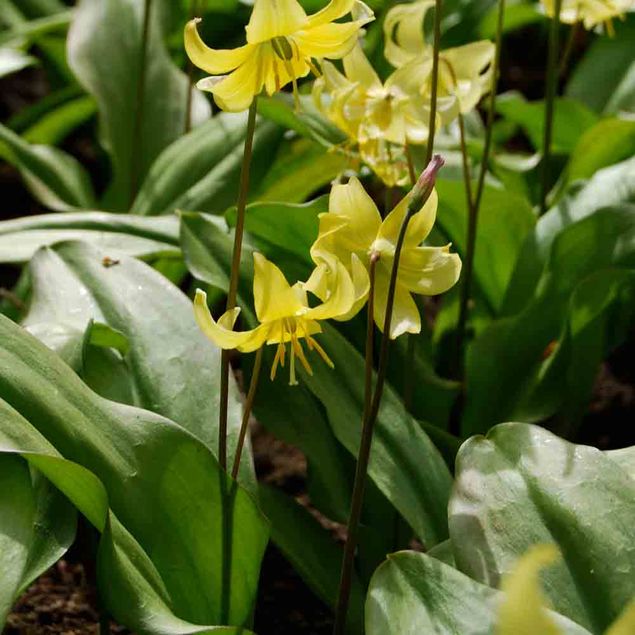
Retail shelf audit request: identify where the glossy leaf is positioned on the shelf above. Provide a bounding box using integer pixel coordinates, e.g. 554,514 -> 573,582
131,113 -> 283,215
67,0 -> 211,209
0,121 -> 96,211
450,423 -> 635,632
0,313 -> 266,631
0,211 -> 179,263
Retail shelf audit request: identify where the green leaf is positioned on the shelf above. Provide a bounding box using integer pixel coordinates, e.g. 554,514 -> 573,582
23,240 -> 254,487
450,422 -> 635,632
495,93 -> 598,154
566,16 -> 635,114
366,550 -> 590,635
0,121 -> 96,211
0,47 -> 37,78
0,211 -> 179,264
0,455 -> 76,626
258,485 -> 364,634
0,10 -> 71,48
435,178 -> 536,312
131,113 -> 283,215
503,156 -> 635,315
67,0 -> 211,210
0,313 -> 267,631
479,1 -> 542,38
606,446 -> 635,482
463,206 -> 635,434
565,118 -> 635,184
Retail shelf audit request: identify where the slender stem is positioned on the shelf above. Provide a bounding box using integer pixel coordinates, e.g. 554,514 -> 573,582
218,98 -> 259,471
129,0 -> 153,208
540,0 -> 563,216
99,613 -> 109,635
559,20 -> 579,78
231,346 -> 263,480
333,254 -> 378,635
333,157 -> 444,635
404,141 -> 416,186
184,0 -> 200,134
425,0 -> 443,165
455,0 -> 505,377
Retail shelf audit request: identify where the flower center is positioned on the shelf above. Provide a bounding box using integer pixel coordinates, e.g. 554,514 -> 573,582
272,36 -> 294,61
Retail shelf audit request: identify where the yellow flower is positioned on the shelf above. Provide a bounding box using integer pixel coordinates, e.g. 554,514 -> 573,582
306,176 -> 461,339
542,0 -> 631,32
383,0 -> 495,124
314,44 -> 431,185
194,253 -> 355,385
184,0 -> 374,112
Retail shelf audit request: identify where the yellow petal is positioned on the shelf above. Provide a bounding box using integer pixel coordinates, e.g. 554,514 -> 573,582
373,269 -> 421,339
378,188 -> 438,247
329,176 -> 382,248
343,43 -> 381,88
193,289 -> 269,352
606,599 -> 635,635
253,253 -> 306,323
306,0 -> 355,28
261,43 -> 310,96
184,19 -> 254,75
399,245 -> 461,295
198,45 -> 266,112
305,256 -> 356,320
294,21 -> 363,59
383,0 -> 435,67
496,544 -> 562,635
245,0 -> 308,43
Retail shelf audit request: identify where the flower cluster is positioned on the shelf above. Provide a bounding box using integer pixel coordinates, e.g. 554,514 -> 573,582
541,0 -> 633,33
314,0 -> 494,185
194,176 -> 461,385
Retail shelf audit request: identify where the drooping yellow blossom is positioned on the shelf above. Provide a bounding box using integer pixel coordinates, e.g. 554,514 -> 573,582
306,176 -> 461,339
542,0 -> 633,32
496,544 -> 635,635
383,0 -> 495,124
184,0 -> 374,112
314,44 -> 432,185
194,253 -> 355,385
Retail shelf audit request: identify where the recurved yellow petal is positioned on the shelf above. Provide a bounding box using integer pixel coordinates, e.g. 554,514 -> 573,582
193,290 -> 269,352
294,21 -> 363,59
245,0 -> 308,44
378,189 -> 438,247
305,256 -> 356,320
374,272 -> 421,338
343,44 -> 381,89
253,253 -> 306,323
184,19 -> 254,74
496,544 -> 562,635
384,0 -> 434,67
306,0 -> 355,28
399,245 -> 462,295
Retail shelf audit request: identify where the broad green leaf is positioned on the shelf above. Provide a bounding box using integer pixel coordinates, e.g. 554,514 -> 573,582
0,47 -> 36,78
0,455 -> 76,627
7,85 -> 83,133
495,93 -> 598,154
435,178 -> 536,312
131,113 -> 283,215
0,121 -> 96,211
0,10 -> 71,48
503,156 -> 635,315
258,485 -> 364,634
0,313 -> 267,630
67,0 -> 211,210
179,212 -> 453,546
463,206 -> 635,434
606,446 -> 635,481
450,423 -> 635,632
23,240 -> 254,487
564,118 -> 635,184
365,551 -> 590,635
0,211 -> 179,263
566,16 -> 635,114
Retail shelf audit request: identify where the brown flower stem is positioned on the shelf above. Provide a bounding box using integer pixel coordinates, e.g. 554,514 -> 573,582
231,346 -> 263,480
333,252 -> 378,635
455,0 -> 505,378
560,20 -> 579,78
218,97 -> 258,471
405,141 -> 416,186
333,157 -> 444,635
425,0 -> 443,164
540,0 -> 563,216
129,0 -> 153,208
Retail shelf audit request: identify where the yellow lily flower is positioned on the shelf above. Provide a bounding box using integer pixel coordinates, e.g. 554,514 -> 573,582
306,176 -> 461,339
314,44 -> 431,185
383,0 -> 495,124
542,0 -> 632,33
184,0 -> 374,112
194,253 -> 355,385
